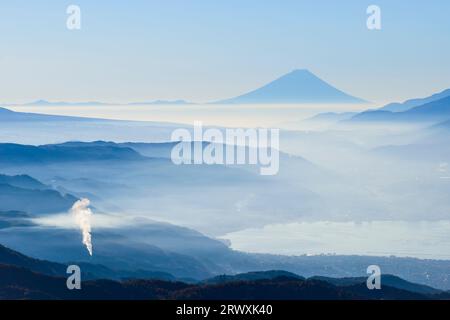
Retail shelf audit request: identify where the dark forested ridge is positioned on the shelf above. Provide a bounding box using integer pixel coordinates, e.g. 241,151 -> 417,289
0,244 -> 449,300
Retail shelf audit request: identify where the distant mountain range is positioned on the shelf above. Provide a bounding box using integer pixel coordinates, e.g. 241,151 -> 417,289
349,95 -> 450,123
128,100 -> 191,105
380,88 -> 450,112
304,111 -> 358,124
0,244 -> 448,300
0,184 -> 77,215
0,174 -> 47,190
23,100 -> 108,107
433,118 -> 450,131
8,99 -> 192,107
0,174 -> 78,214
0,106 -> 101,122
7,74 -> 450,109
0,211 -> 35,229
215,69 -> 367,104
300,87 -> 450,126
0,143 -> 145,164
7,70 -> 367,106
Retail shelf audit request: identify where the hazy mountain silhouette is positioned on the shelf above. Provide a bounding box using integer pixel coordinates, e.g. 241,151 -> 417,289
0,244 -> 70,276
24,100 -> 106,107
0,211 -> 35,229
0,143 -> 145,164
349,95 -> 450,123
15,99 -> 191,106
0,174 -> 47,190
0,106 -> 99,122
304,111 -> 358,124
0,183 -> 78,214
0,174 -> 78,215
432,119 -> 450,131
380,88 -> 450,112
215,69 -> 367,104
128,100 -> 191,105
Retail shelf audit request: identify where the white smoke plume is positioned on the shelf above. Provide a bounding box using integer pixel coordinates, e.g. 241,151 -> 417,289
70,198 -> 93,256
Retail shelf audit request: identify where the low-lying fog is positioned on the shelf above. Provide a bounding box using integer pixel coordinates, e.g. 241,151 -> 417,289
2,103 -> 449,259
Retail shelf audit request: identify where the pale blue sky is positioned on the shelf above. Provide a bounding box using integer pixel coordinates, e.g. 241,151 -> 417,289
1,0 -> 450,104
